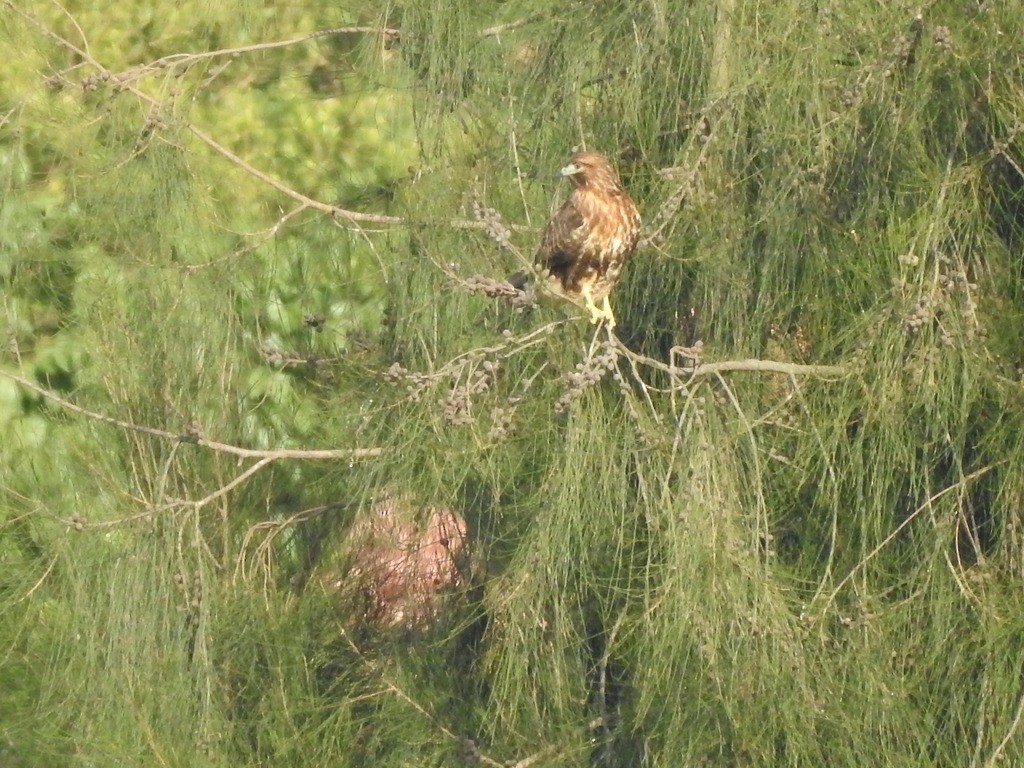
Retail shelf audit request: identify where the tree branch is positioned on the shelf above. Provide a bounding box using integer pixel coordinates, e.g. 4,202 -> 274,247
0,368 -> 381,461
112,26 -> 401,81
479,14 -> 544,37
5,1 -> 524,233
609,335 -> 847,382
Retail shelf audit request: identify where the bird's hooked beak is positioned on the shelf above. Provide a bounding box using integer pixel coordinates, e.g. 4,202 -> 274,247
557,161 -> 585,178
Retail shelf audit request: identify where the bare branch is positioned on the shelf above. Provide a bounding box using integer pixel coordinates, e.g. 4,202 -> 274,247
480,14 -> 544,37
177,457 -> 276,510
609,336 -> 847,382
185,122 -> 405,225
4,1 -> 527,234
113,12 -> 540,78
0,368 -> 381,461
695,358 -> 848,378
183,203 -> 310,272
112,26 -> 401,82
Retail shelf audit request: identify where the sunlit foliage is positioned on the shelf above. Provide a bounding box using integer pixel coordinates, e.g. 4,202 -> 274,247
4,0 -> 1024,765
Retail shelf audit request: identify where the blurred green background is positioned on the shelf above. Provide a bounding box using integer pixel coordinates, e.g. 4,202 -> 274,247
5,1 -> 1024,766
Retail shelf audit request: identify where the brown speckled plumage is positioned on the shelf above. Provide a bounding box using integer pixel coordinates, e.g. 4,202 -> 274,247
515,151 -> 641,328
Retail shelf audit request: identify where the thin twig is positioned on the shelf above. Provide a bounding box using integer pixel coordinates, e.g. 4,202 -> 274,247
985,676 -> 1024,767
235,503 -> 350,587
180,457 -> 276,510
185,203 -> 310,271
18,554 -> 59,601
610,336 -> 847,382
691,357 -> 848,379
0,368 -> 382,461
186,122 -> 405,225
508,717 -> 607,768
116,13 -> 536,79
714,371 -> 769,561
815,464 -> 998,619
641,124 -> 715,248
113,26 -> 401,81
480,15 -> 544,37
4,1 -> 523,234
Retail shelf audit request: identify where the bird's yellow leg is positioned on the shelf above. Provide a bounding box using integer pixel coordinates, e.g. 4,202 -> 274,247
601,296 -> 616,330
581,286 -> 604,325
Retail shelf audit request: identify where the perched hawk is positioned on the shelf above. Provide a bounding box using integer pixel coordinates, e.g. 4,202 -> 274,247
510,151 -> 641,329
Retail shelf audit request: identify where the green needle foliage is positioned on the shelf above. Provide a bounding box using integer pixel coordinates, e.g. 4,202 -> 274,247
3,0 -> 1024,766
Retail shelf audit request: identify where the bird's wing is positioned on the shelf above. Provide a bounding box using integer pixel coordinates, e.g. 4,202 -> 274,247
534,200 -> 585,275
